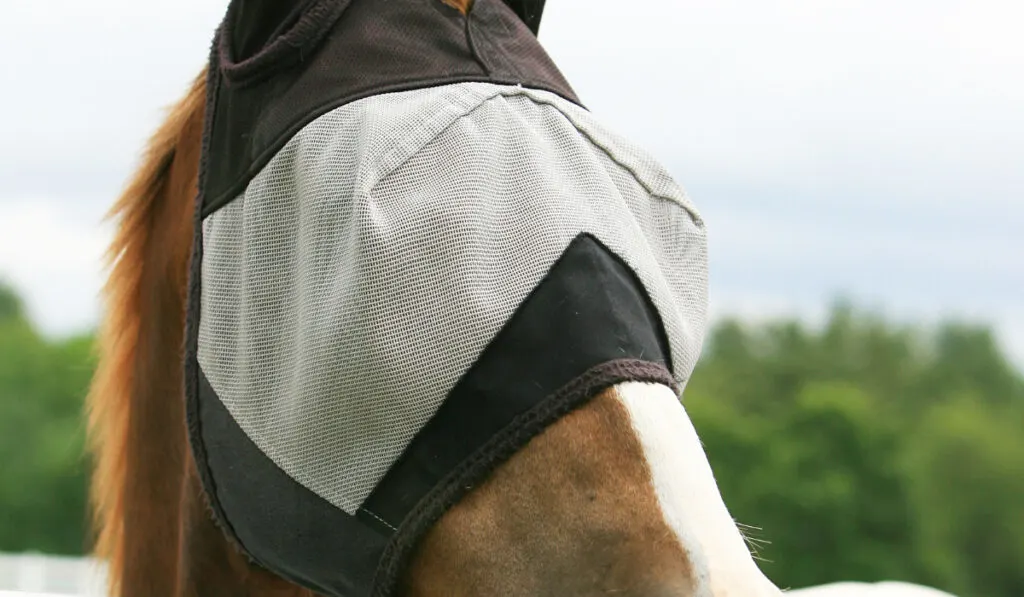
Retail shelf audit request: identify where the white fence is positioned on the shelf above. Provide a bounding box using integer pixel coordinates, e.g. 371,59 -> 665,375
0,553 -> 106,596
0,553 -> 960,597
787,582 -> 958,597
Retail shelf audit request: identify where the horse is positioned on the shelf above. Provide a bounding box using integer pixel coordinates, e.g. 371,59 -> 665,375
85,1 -> 784,595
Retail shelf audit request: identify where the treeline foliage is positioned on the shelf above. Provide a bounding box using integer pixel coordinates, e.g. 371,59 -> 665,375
685,302 -> 1024,597
0,284 -> 1021,597
0,284 -> 94,554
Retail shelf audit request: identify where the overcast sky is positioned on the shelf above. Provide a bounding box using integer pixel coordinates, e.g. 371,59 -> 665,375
1,0 -> 1021,368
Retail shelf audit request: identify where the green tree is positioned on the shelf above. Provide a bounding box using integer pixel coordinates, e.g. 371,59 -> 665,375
0,282 -> 1021,597
904,397 -> 1024,597
0,283 -> 23,322
0,282 -> 94,554
687,303 -> 1023,597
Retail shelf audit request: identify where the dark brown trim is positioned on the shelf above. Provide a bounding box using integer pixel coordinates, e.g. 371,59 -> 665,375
198,0 -> 580,218
200,75 -> 577,219
219,0 -> 350,87
370,359 -> 676,597
184,24 -> 259,569
360,233 -> 675,530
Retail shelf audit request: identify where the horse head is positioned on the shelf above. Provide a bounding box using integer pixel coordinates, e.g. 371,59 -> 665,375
87,2 -> 783,596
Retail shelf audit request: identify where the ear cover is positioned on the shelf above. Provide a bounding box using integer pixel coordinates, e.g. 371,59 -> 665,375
503,0 -> 546,34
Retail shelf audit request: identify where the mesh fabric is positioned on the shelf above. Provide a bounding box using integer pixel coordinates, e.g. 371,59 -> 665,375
197,82 -> 708,514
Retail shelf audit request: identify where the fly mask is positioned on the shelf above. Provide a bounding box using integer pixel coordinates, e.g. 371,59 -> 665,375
184,1 -> 709,595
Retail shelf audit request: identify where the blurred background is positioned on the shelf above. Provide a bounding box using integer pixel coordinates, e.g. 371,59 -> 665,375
0,0 -> 1021,595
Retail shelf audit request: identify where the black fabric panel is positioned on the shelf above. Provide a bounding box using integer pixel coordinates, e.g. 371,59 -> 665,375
362,233 -> 673,527
196,369 -> 389,597
186,232 -> 677,597
362,233 -> 675,594
182,23 -> 247,573
370,358 -> 677,597
202,0 -> 580,217
225,0 -> 321,71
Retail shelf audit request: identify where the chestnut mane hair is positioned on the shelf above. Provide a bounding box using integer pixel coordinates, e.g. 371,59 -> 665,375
86,70 -> 205,595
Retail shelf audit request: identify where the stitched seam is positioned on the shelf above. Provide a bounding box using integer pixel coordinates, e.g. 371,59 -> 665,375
367,85 -> 538,193
543,105 -> 704,227
365,86 -> 701,227
363,508 -> 399,532
369,359 -> 674,596
365,85 -> 578,197
202,78 -> 578,217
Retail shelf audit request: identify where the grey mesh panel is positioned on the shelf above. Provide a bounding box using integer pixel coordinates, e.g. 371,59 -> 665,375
197,82 -> 708,514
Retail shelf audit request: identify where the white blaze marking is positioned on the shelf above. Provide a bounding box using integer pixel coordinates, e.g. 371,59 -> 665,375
614,381 -> 783,597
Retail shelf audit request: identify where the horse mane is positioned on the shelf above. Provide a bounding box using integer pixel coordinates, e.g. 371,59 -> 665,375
86,2 -> 481,594
442,0 -> 474,11
86,70 -> 206,595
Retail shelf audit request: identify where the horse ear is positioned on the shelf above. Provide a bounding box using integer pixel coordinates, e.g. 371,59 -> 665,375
502,0 -> 547,35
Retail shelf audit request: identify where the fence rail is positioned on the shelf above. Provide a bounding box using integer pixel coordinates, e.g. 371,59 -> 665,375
0,553 -> 959,597
0,554 -> 106,596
